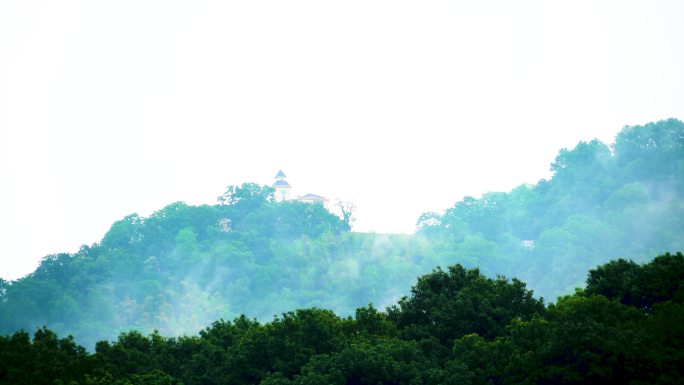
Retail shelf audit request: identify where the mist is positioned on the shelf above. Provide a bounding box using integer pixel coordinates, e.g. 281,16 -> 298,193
1,119 -> 682,351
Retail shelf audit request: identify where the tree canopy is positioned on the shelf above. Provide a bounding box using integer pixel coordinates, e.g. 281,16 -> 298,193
1,254 -> 682,385
1,118 -> 683,361
419,118 -> 684,298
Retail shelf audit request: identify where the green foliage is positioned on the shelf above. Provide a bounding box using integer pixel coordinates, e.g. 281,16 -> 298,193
387,265 -> 543,345
218,183 -> 275,206
288,337 -> 432,385
0,184 -> 354,349
585,252 -> 684,311
0,327 -> 90,385
1,255 -> 683,385
1,118 -> 684,382
420,118 -> 684,299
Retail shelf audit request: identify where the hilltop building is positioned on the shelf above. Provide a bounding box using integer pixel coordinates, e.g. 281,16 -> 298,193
272,170 -> 329,208
273,170 -> 291,202
297,193 -> 328,205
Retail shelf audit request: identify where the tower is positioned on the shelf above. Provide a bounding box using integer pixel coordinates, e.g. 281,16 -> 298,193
272,170 -> 291,202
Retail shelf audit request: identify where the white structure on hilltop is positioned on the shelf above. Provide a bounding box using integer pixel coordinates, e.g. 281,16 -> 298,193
273,170 -> 292,202
272,170 -> 329,208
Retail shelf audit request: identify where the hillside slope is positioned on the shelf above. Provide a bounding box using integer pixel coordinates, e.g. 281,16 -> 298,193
2,253 -> 683,385
419,118 -> 684,295
1,118 -> 683,349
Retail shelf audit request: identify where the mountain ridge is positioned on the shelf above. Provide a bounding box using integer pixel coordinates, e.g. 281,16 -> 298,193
1,118 -> 683,350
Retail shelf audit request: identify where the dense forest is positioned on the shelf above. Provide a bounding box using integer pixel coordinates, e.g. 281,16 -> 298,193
418,118 -> 684,296
1,118 -> 683,351
1,253 -> 683,384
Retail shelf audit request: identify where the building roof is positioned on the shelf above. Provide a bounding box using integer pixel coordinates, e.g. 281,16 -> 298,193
297,193 -> 328,201
275,170 -> 287,179
273,180 -> 291,188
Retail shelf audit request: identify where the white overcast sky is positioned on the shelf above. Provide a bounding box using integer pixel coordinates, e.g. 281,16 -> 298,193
1,1 -> 683,280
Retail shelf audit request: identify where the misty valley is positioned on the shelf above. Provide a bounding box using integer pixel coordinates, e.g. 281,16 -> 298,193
1,118 -> 684,385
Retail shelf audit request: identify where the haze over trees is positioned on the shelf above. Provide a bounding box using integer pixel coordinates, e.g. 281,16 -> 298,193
1,118 -> 683,352
1,253 -> 682,385
418,118 -> 684,296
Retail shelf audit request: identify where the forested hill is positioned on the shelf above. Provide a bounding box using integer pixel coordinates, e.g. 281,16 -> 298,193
2,253 -> 683,385
418,118 -> 684,296
1,185 -> 437,349
1,118 -> 683,350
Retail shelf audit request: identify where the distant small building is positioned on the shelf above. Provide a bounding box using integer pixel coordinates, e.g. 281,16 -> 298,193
218,218 -> 232,233
272,170 -> 329,208
296,193 -> 329,207
520,240 -> 535,250
273,170 -> 292,202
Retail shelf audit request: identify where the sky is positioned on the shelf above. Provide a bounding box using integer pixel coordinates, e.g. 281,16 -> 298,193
1,1 -> 683,280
